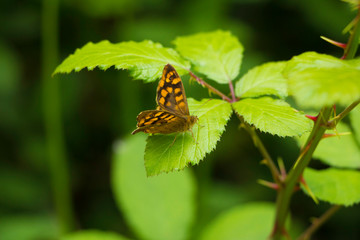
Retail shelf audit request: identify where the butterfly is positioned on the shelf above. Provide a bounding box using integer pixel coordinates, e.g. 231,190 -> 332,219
131,64 -> 198,137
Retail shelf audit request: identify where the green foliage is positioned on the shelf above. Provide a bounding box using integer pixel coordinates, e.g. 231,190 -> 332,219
0,215 -> 58,240
284,52 -> 360,108
199,202 -> 276,240
173,30 -> 244,84
350,105 -> 360,144
303,168 -> 360,206
62,230 -> 130,240
53,40 -> 190,82
112,134 -> 196,240
235,61 -> 287,98
233,97 -> 312,137
145,98 -> 232,176
298,122 -> 360,168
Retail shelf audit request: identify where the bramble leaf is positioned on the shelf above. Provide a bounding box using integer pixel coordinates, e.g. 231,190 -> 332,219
298,122 -> 360,168
232,97 -> 312,137
235,61 -> 287,98
284,52 -> 360,108
199,202 -> 277,240
112,134 -> 196,240
173,30 -> 244,84
145,98 -> 232,176
62,230 -> 130,240
53,40 -> 190,82
303,168 -> 360,206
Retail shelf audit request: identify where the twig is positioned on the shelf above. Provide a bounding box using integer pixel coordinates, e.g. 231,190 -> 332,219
237,113 -> 281,184
297,205 -> 341,240
328,99 -> 360,128
188,71 -> 232,102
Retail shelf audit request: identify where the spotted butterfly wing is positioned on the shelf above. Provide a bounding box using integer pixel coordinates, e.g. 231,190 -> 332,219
156,64 -> 190,115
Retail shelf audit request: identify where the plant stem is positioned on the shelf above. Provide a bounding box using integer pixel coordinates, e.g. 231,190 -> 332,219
272,107 -> 333,240
228,80 -> 237,102
273,6 -> 360,239
188,71 -> 232,102
328,99 -> 360,127
297,205 -> 341,240
42,0 -> 75,234
236,113 -> 281,184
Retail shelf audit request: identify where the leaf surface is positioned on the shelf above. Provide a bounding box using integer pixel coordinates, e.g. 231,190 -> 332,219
284,52 -> 360,108
173,30 -> 243,84
62,230 -> 130,240
199,202 -> 276,240
303,168 -> 360,206
235,61 -> 287,98
112,134 -> 196,240
233,97 -> 312,137
145,98 -> 232,176
54,40 -> 190,82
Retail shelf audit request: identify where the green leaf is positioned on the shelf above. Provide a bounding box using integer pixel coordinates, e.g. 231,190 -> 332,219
173,30 -> 244,84
350,105 -> 360,144
232,97 -> 312,137
62,230 -> 130,240
303,168 -> 360,206
145,98 -> 232,176
235,61 -> 287,98
53,40 -> 190,82
0,215 -> 58,240
298,122 -> 360,168
112,134 -> 196,240
284,51 -> 360,108
199,202 -> 276,240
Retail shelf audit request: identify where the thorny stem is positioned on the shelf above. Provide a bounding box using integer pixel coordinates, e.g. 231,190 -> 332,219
328,99 -> 360,127
297,205 -> 341,240
188,71 -> 232,102
273,5 -> 360,239
236,113 -> 281,184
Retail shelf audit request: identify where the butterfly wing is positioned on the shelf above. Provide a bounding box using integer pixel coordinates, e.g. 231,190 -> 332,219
156,64 -> 190,116
131,110 -> 188,135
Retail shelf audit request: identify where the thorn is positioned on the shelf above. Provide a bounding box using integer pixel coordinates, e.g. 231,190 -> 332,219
260,159 -> 267,165
320,36 -> 347,49
306,114 -> 318,122
257,179 -> 279,190
333,104 -> 337,117
322,132 -> 351,139
300,175 -> 319,204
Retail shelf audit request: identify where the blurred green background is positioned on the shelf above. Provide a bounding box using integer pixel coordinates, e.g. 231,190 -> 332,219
1,0 -> 360,239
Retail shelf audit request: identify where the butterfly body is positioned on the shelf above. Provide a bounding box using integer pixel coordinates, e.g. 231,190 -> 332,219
132,64 -> 198,135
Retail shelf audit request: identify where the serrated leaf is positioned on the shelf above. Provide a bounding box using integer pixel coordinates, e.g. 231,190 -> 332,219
284,51 -> 360,108
53,40 -> 190,82
235,61 -> 287,98
232,97 -> 312,137
199,202 -> 276,240
350,105 -> 360,144
173,30 -> 244,84
298,122 -> 360,168
303,168 -> 360,206
62,230 -> 130,240
145,98 -> 232,176
112,134 -> 196,240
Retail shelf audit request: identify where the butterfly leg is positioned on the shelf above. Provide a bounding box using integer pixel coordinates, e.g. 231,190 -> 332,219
170,134 -> 178,147
190,129 -> 199,145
